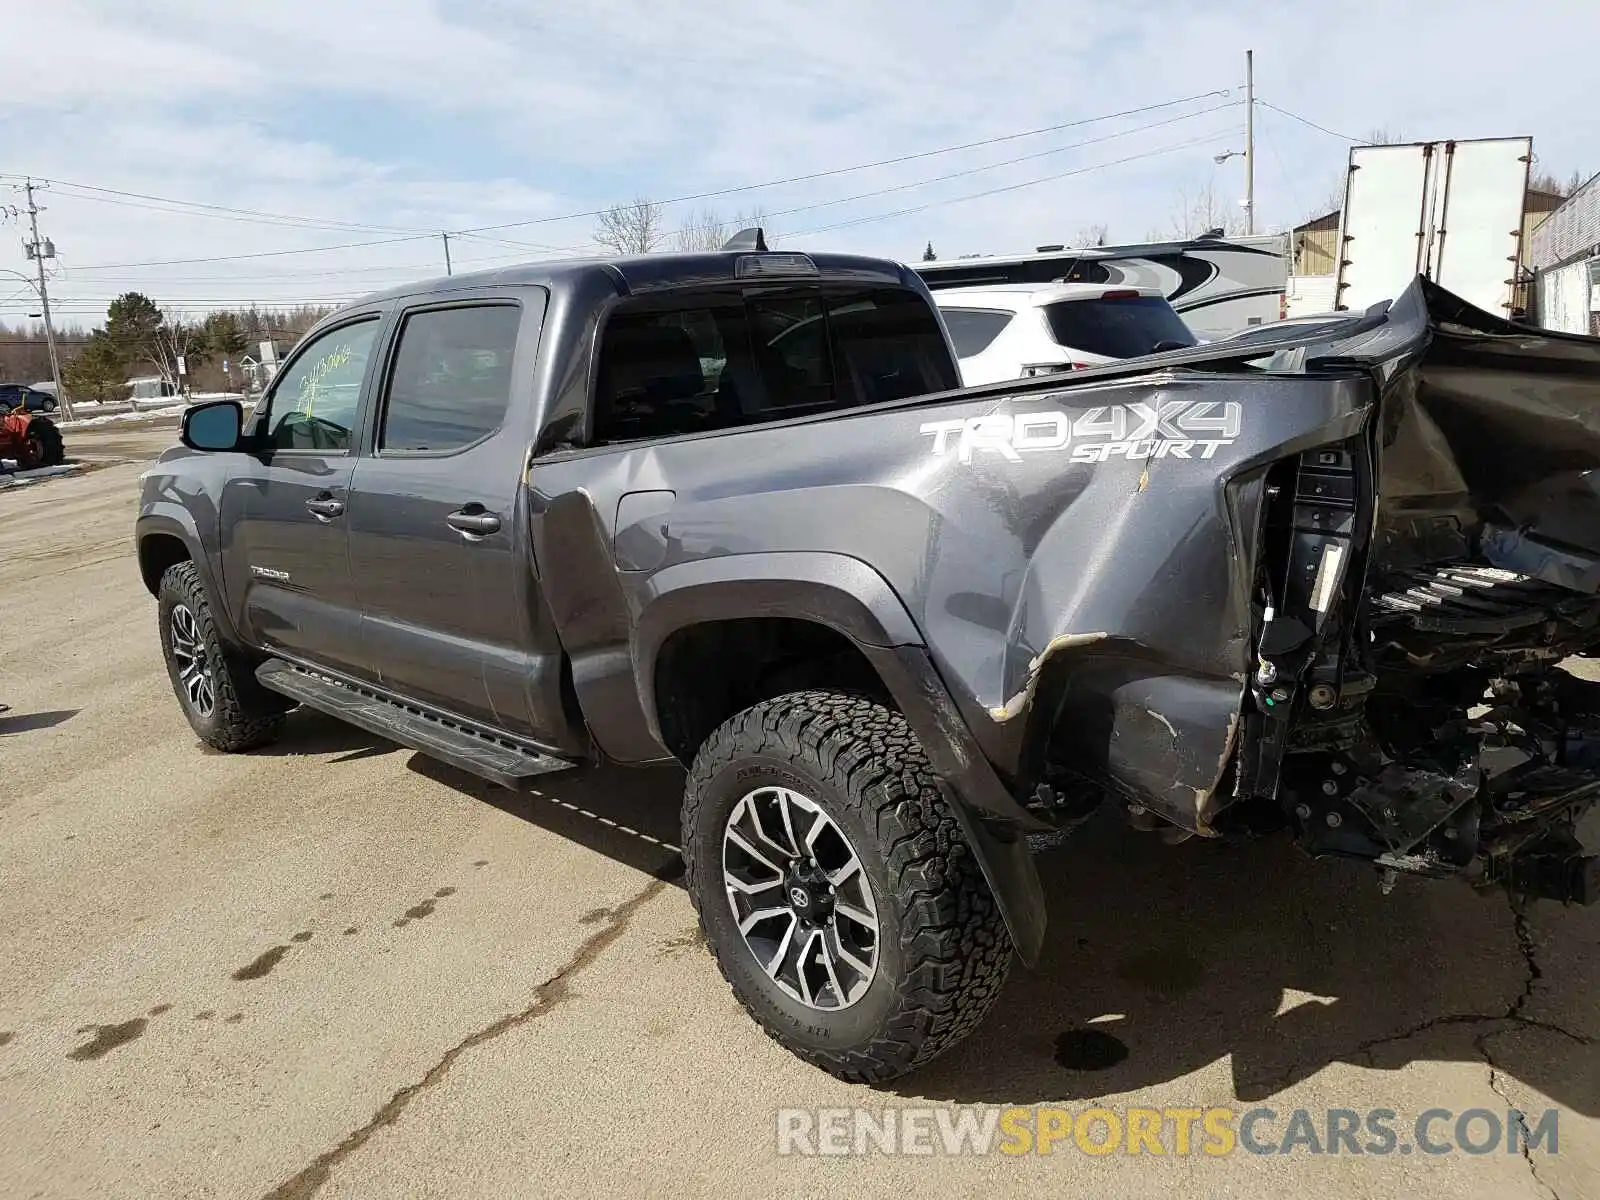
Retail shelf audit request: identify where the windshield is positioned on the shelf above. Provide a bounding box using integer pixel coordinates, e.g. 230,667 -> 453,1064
1044,296 -> 1197,358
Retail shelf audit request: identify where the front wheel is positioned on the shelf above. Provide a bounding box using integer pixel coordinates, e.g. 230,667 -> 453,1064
157,561 -> 288,752
682,690 -> 1012,1083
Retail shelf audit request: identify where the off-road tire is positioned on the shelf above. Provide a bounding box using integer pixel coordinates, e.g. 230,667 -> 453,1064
682,690 -> 1012,1083
25,417 -> 64,467
157,561 -> 287,752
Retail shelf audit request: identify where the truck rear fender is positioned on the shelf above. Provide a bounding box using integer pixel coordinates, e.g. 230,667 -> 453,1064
634,551 -> 1048,965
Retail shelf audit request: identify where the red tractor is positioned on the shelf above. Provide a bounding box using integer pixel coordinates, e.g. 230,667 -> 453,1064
0,407 -> 65,471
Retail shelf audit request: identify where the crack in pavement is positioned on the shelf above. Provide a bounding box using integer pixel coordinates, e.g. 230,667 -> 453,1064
1475,898 -> 1563,1200
1238,896 -> 1590,1105
1338,896 -> 1575,1200
259,873 -> 674,1200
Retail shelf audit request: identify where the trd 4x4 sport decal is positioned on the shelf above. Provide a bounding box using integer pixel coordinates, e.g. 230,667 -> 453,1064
920,401 -> 1243,464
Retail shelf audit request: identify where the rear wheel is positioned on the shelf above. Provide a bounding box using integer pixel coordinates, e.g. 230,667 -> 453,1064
158,561 -> 288,751
682,690 -> 1012,1082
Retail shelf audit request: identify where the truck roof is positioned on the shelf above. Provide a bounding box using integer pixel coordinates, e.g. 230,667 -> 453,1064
348,249 -> 922,310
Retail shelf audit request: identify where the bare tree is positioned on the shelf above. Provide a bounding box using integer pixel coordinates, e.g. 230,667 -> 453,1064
1363,127 -> 1407,146
1530,167 -> 1588,197
1073,223 -> 1110,247
1170,182 -> 1247,239
672,207 -> 726,252
1302,177 -> 1345,223
154,308 -> 213,391
593,197 -> 667,254
671,206 -> 775,251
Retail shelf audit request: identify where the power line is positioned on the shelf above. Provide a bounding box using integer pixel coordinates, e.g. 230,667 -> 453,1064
39,88 -> 1235,276
55,260 -> 474,284
785,127 -> 1240,239
455,88 -> 1233,233
1260,107 -> 1311,218
25,90 -> 1246,294
64,233 -> 433,272
449,230 -> 571,253
43,185 -> 433,235
54,101 -> 1237,282
756,101 -> 1238,227
1257,100 -> 1356,143
0,172 -> 432,234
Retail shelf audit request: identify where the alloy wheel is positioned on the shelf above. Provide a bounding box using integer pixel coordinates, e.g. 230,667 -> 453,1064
722,785 -> 880,1010
169,604 -> 217,719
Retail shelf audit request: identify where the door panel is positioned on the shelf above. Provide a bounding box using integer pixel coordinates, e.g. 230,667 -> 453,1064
223,456 -> 363,672
345,293 -> 579,750
220,313 -> 385,676
348,449 -> 518,723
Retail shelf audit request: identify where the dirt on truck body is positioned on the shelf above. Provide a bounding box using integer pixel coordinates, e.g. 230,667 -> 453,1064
138,241 -> 1600,1082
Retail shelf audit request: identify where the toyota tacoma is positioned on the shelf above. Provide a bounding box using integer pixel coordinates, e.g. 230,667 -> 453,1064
137,235 -> 1600,1082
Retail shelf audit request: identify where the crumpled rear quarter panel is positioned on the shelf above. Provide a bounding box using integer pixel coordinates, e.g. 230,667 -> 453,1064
577,368 -> 1375,830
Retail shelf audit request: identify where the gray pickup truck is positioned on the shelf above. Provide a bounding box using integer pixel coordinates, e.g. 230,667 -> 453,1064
137,236 -> 1600,1082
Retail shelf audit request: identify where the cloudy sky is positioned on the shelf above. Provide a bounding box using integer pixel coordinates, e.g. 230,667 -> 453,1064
3,0 -> 1596,326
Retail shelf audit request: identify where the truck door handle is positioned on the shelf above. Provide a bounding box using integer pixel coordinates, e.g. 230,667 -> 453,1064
305,495 -> 345,521
446,507 -> 501,537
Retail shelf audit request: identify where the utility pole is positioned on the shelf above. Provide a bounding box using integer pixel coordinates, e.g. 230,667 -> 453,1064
22,179 -> 71,421
1244,49 -> 1256,236
441,231 -> 453,276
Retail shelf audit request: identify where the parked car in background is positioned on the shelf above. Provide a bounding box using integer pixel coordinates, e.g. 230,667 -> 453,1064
126,376 -> 181,405
934,283 -> 1196,385
0,383 -> 59,414
915,232 -> 1290,340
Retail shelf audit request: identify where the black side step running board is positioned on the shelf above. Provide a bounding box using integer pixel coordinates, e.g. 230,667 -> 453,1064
256,659 -> 578,789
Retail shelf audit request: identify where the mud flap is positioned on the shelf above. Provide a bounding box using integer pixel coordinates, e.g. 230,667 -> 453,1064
938,790 -> 1048,967
864,644 -> 1050,966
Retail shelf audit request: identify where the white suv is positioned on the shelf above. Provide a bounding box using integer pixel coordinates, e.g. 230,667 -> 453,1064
933,283 -> 1196,386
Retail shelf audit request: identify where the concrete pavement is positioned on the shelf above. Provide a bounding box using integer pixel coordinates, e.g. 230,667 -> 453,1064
1,423 -> 1595,1199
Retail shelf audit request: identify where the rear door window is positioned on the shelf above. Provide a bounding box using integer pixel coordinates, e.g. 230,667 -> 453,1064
380,304 -> 521,452
939,308 -> 1013,358
1043,296 -> 1197,358
592,285 -> 957,445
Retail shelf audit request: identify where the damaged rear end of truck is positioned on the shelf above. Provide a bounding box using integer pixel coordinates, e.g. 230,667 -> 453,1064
969,277 -> 1600,905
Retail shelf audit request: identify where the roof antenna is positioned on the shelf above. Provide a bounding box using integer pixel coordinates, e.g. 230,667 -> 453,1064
722,227 -> 768,252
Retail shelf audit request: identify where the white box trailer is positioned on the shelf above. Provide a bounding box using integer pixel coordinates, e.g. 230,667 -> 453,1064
1334,137 -> 1532,315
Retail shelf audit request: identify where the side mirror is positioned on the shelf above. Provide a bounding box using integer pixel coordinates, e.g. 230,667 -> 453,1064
181,399 -> 243,451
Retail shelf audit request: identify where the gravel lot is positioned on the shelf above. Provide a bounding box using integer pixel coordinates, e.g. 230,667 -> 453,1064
2,421 -> 1596,1199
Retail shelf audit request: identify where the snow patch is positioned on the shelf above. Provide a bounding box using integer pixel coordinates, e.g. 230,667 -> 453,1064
54,393 -> 249,429
0,463 -> 86,489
